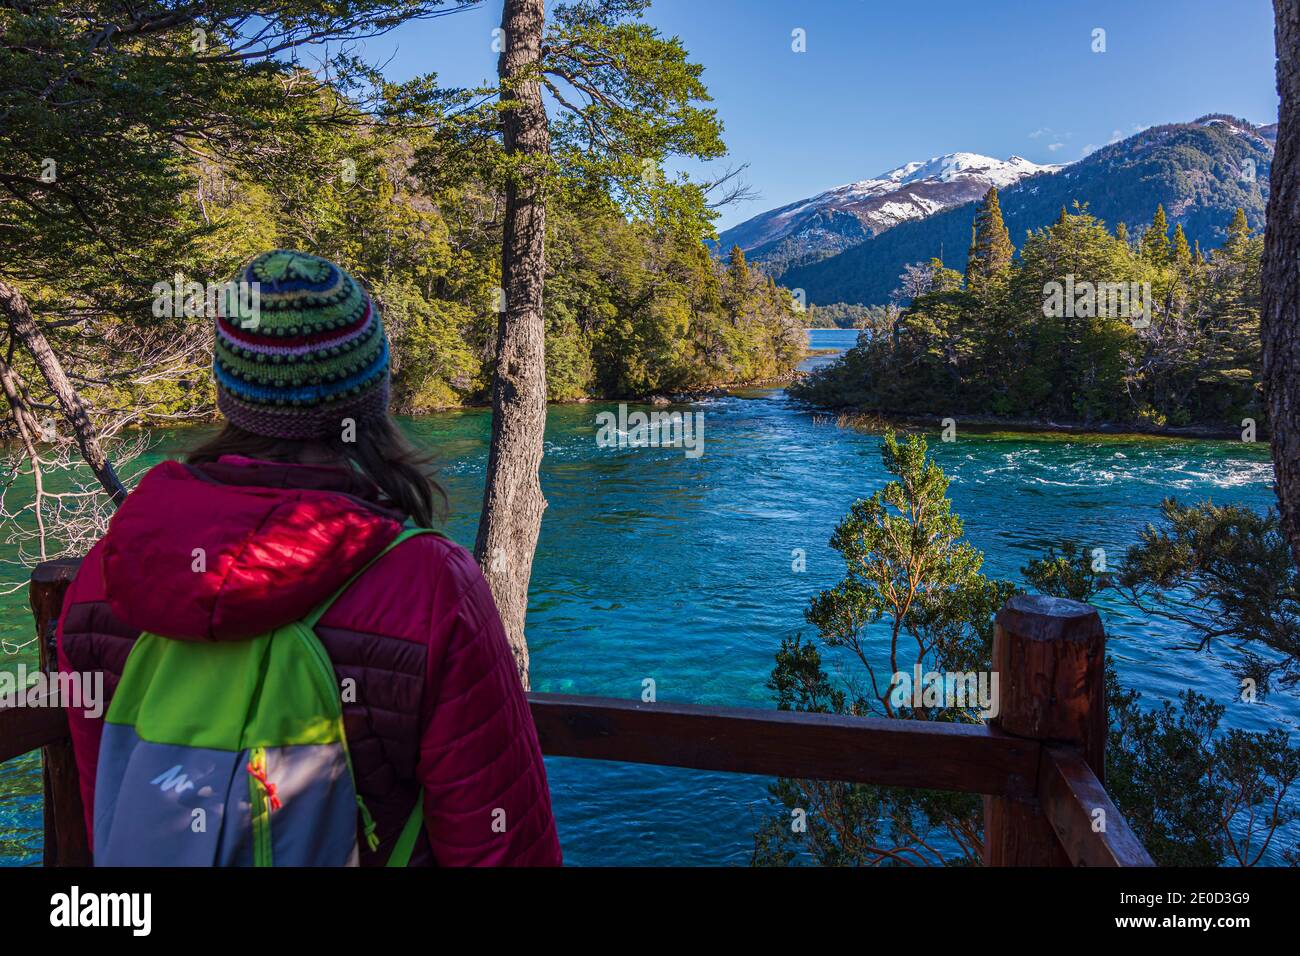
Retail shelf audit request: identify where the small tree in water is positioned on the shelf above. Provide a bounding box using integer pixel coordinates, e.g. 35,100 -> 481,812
753,432 -> 1014,866
757,443 -> 1300,867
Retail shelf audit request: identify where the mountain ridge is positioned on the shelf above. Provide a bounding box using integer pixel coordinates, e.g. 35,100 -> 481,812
772,114 -> 1273,306
715,153 -> 1059,268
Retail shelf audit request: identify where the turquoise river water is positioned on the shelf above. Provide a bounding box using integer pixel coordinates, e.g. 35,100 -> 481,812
1,329 -> 1294,865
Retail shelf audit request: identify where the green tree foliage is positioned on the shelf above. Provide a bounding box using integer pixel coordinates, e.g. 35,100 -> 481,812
1172,223 -> 1193,269
538,0 -> 726,228
964,187 -> 1013,289
1025,515 -> 1300,866
792,204 -> 1264,429
804,302 -> 888,329
756,466 -> 1300,867
1141,203 -> 1172,266
753,434 -> 1015,866
1020,540 -> 1108,600
0,2 -> 473,427
1118,499 -> 1300,695
1106,675 -> 1300,866
0,1 -> 804,434
1013,204 -> 1146,420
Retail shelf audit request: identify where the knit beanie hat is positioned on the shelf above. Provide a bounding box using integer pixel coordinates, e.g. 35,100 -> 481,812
214,250 -> 389,440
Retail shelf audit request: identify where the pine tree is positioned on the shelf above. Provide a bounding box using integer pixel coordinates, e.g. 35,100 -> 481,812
1216,207 -> 1260,336
721,245 -> 752,324
728,244 -> 750,283
965,187 -> 1014,288
1142,204 -> 1171,266
1172,223 -> 1192,269
1225,207 -> 1251,253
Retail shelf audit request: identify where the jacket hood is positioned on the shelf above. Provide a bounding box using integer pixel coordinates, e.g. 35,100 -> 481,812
102,456 -> 405,641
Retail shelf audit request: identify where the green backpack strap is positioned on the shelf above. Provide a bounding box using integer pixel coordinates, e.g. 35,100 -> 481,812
303,527 -> 439,630
387,794 -> 425,867
303,525 -> 439,866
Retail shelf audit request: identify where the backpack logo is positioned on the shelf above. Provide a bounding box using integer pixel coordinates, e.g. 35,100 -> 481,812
150,765 -> 195,795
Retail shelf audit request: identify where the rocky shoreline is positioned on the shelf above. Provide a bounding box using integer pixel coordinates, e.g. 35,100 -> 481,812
644,370 -> 809,405
805,407 -> 1261,442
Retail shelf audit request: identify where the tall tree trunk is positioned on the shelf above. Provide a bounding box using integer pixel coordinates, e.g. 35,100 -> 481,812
475,0 -> 550,689
1267,1 -> 1300,559
0,279 -> 127,505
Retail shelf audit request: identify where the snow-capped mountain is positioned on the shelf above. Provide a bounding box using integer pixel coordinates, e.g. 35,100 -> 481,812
778,115 -> 1273,307
716,153 -> 1059,263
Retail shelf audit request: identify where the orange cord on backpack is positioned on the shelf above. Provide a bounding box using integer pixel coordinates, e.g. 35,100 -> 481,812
247,756 -> 282,811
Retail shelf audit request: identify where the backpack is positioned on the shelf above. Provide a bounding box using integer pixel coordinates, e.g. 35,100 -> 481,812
92,527 -> 434,866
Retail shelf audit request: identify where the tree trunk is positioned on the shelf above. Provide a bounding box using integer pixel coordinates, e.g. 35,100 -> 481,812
475,0 -> 550,689
0,279 -> 127,505
1267,1 -> 1300,559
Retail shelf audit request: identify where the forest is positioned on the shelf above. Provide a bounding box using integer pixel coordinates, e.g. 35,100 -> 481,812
0,0 -> 803,435
792,189 -> 1265,431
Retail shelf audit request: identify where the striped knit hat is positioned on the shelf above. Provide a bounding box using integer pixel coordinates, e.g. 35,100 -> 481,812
214,250 -> 389,440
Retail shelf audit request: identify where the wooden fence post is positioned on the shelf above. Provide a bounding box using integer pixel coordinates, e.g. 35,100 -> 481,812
983,594 -> 1106,866
30,558 -> 89,867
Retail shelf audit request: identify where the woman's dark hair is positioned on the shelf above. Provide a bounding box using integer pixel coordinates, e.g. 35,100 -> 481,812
186,416 -> 448,527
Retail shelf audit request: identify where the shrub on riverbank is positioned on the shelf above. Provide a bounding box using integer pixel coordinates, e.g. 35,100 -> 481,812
753,432 -> 1014,866
754,434 -> 1300,867
1025,524 -> 1300,866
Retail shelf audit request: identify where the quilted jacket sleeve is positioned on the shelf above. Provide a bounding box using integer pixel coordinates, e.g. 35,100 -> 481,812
55,540 -> 118,850
58,593 -> 105,849
416,548 -> 562,866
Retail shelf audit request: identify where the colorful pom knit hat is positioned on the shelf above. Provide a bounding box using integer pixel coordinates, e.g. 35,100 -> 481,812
214,250 -> 389,440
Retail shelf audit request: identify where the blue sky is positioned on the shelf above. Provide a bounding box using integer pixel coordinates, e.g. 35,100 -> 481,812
355,0 -> 1279,230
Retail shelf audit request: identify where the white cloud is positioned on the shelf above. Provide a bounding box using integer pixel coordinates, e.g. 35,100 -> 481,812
1048,142 -> 1064,152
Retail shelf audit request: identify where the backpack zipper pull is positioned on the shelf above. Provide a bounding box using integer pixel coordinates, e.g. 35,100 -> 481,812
247,749 -> 281,811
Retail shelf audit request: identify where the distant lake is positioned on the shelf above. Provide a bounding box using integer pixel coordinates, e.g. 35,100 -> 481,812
0,327 -> 1291,866
803,327 -> 862,372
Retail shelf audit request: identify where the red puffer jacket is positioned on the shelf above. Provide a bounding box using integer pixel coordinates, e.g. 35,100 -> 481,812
56,455 -> 561,866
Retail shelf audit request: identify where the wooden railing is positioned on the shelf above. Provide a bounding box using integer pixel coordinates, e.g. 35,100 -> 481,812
1,559 -> 1153,867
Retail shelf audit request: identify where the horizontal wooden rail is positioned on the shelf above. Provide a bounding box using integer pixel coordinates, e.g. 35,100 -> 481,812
3,558 -> 1153,867
529,692 -> 1039,798
4,693 -> 1038,797
0,694 -> 68,763
1039,746 -> 1152,867
0,690 -> 1152,866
